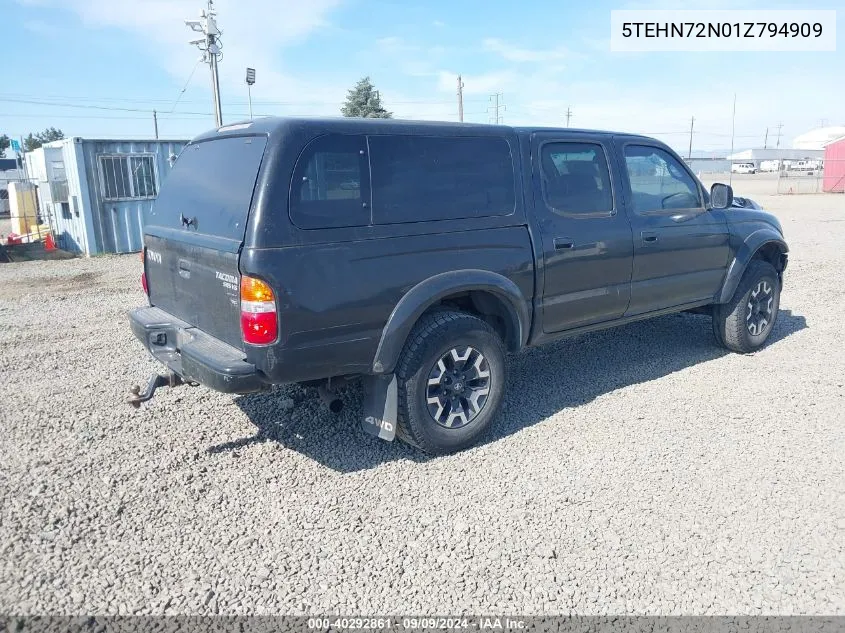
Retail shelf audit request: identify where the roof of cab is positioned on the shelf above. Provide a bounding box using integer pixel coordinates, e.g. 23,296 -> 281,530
190,116 -> 652,144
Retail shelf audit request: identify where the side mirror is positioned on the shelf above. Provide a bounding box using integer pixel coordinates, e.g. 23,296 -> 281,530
710,183 -> 734,210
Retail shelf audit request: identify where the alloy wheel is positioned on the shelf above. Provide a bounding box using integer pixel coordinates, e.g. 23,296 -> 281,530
426,346 -> 491,429
746,280 -> 775,336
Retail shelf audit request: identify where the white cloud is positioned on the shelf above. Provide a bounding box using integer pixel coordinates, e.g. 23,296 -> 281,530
483,38 -> 571,63
375,36 -> 408,52
16,0 -> 347,117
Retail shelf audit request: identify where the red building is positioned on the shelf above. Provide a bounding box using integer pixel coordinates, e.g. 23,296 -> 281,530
823,136 -> 845,193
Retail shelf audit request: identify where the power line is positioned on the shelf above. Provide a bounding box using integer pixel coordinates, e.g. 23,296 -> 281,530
0,97 -> 211,115
169,58 -> 203,113
565,107 -> 572,127
1,91 -> 486,107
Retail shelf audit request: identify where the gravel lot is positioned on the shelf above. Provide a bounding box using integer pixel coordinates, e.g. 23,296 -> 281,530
1,190 -> 843,616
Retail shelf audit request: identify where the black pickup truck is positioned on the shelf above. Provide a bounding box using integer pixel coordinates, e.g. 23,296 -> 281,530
128,117 -> 788,454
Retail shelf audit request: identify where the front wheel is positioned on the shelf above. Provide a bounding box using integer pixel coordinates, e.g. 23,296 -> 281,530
713,260 -> 781,353
395,310 -> 506,455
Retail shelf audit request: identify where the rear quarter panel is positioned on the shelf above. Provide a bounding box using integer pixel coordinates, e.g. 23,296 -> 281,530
240,227 -> 534,383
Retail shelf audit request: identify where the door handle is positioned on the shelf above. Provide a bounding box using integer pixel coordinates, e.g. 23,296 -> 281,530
642,233 -> 659,244
178,259 -> 191,279
554,238 -> 575,250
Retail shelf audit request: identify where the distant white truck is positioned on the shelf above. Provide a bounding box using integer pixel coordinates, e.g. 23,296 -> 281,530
759,160 -> 781,172
731,162 -> 757,174
789,160 -> 822,171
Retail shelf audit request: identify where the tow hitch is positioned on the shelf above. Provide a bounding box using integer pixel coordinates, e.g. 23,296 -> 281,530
126,371 -> 188,408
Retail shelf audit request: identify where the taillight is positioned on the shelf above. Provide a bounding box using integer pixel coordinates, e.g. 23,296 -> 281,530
240,275 -> 277,345
140,248 -> 148,295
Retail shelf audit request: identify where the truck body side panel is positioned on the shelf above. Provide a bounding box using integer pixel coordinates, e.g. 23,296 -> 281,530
239,226 -> 534,383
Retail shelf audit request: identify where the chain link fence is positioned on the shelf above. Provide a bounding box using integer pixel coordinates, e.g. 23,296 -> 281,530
777,158 -> 845,194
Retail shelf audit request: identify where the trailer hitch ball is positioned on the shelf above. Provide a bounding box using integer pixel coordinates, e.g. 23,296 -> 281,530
129,385 -> 143,409
126,372 -> 185,408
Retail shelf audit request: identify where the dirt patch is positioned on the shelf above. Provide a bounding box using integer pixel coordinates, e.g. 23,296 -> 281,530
0,270 -> 104,300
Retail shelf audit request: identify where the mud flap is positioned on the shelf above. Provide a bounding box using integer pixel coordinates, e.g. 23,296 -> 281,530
361,374 -> 398,442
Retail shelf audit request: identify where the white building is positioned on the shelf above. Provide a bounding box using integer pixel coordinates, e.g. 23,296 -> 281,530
792,126 -> 845,151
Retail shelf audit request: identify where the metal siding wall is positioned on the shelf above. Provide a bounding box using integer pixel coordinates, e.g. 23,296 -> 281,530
82,139 -> 187,254
55,139 -> 96,255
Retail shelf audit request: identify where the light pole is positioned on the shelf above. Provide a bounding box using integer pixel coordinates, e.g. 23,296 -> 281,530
246,68 -> 256,120
185,0 -> 223,127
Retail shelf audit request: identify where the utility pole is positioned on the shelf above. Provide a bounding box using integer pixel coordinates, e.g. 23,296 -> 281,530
153,110 -> 159,139
186,0 -> 223,127
489,93 -> 505,124
18,136 -> 30,183
775,122 -> 783,148
207,3 -> 222,128
687,116 -> 695,159
565,107 -> 572,127
457,75 -> 464,122
729,94 -> 737,186
764,127 -> 768,149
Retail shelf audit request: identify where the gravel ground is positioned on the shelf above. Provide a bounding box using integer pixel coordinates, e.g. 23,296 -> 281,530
1,192 -> 843,616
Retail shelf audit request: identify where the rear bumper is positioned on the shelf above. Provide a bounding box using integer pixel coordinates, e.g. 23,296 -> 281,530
129,306 -> 266,394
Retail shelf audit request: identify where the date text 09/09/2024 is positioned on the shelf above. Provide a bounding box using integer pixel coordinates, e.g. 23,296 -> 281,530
306,617 -> 528,630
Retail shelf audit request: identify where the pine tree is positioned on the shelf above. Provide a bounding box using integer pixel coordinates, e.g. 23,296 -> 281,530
341,77 -> 392,119
23,127 -> 65,151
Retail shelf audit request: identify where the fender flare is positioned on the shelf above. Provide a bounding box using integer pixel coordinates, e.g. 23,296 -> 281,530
371,269 -> 531,374
718,230 -> 789,304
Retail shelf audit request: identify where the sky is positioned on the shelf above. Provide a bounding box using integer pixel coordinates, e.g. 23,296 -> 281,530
0,0 -> 842,153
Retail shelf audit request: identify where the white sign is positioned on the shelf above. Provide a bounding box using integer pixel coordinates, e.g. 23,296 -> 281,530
611,10 -> 836,52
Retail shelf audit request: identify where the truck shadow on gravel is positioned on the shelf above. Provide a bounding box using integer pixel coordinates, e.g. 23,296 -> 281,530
211,309 -> 807,473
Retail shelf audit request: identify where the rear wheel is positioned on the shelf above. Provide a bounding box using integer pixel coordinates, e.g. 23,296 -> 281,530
395,310 -> 506,455
713,260 -> 781,353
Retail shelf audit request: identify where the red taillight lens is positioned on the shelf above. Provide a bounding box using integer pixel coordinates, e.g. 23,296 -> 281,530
240,275 -> 277,345
140,248 -> 148,295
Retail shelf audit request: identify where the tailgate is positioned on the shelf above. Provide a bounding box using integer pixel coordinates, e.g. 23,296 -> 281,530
143,135 -> 268,350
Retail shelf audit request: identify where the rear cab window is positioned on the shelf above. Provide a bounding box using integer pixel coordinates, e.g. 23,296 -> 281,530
289,133 -> 516,229
148,135 -> 268,245
368,135 -> 514,224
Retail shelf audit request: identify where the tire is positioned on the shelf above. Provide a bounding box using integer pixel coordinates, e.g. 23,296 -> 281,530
713,260 -> 781,353
395,310 -> 506,455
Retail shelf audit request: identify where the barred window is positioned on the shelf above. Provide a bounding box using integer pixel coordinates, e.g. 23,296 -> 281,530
99,155 -> 158,200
